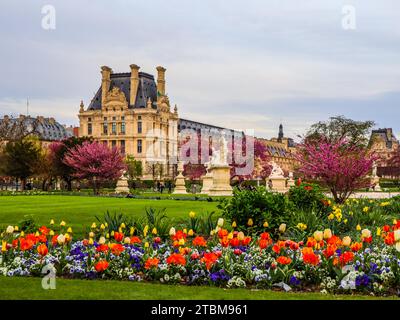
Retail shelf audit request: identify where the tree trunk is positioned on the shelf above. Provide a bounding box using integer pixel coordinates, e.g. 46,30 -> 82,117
21,178 -> 26,191
67,179 -> 72,191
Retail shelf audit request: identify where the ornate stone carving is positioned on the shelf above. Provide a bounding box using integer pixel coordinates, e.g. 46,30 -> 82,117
104,87 -> 127,105
158,95 -> 170,113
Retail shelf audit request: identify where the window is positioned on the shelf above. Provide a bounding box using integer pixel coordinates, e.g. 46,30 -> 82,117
111,140 -> 117,148
121,116 -> 125,121
120,140 -> 125,154
121,122 -> 126,134
102,140 -> 107,146
138,115 -> 142,120
103,122 -> 108,134
138,121 -> 142,133
112,122 -> 116,134
88,123 -> 92,135
88,117 -> 92,122
137,139 -> 142,154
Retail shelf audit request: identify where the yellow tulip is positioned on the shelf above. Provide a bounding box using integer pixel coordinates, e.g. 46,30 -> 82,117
118,227 -> 122,233
89,232 -> 94,238
144,242 -> 149,248
178,238 -> 185,246
217,218 -> 224,227
188,229 -> 194,237
1,241 -> 7,252
237,232 -> 245,241
49,230 -> 54,236
263,221 -> 269,228
183,228 -> 187,234
376,227 -> 381,237
124,237 -> 131,244
120,223 -> 126,229
98,236 -> 106,244
67,227 -> 72,233
328,214 -> 334,220
396,242 -> 400,252
106,233 -> 110,239
50,219 -> 55,225
342,236 -> 351,246
394,230 -> 400,242
169,227 -> 176,236
130,227 -> 135,236
356,225 -> 361,231
60,221 -> 66,227
232,221 -> 237,228
323,229 -> 332,239
279,224 -> 286,233
100,224 -> 105,230
247,218 -> 254,227
91,223 -> 97,229
227,232 -> 234,240
14,226 -> 19,232
35,231 -> 39,237
189,211 -> 196,218
88,238 -> 94,245
6,226 -> 14,234
152,227 -> 157,235
20,231 -> 25,237
314,231 -> 323,242
143,225 -> 149,237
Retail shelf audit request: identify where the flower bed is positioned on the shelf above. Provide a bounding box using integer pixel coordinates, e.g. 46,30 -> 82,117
1,217 -> 400,296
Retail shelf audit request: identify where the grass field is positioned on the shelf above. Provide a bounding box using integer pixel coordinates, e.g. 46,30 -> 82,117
0,195 -> 220,236
0,276 -> 396,300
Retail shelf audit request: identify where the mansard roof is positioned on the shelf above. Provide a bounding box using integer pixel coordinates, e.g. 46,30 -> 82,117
87,71 -> 158,110
0,115 -> 72,141
371,128 -> 398,149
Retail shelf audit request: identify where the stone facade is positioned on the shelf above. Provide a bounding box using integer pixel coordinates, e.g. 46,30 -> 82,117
369,128 -> 399,177
78,65 -> 179,180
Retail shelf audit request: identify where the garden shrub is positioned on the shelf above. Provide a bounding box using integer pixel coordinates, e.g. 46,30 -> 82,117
288,183 -> 330,214
218,187 -> 290,234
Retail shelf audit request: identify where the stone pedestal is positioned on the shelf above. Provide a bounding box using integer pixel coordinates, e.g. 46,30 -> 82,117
115,175 -> 130,194
267,177 -> 288,192
201,174 -> 213,194
173,161 -> 187,194
208,165 -> 233,196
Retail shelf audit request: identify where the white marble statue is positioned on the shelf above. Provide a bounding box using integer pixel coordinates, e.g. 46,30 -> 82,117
210,136 -> 228,166
269,161 -> 285,178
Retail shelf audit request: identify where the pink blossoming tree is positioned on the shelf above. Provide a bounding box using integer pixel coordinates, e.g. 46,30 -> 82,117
295,138 -> 376,203
63,141 -> 126,194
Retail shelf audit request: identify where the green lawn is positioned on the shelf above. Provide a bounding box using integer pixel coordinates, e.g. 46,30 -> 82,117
0,195 -> 220,236
0,276 -> 396,300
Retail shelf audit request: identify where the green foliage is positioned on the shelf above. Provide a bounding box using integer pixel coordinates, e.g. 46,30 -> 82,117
143,207 -> 172,237
18,216 -> 37,233
2,137 -> 41,188
218,187 -> 290,234
306,115 -> 375,148
288,183 -> 330,214
125,155 -> 143,182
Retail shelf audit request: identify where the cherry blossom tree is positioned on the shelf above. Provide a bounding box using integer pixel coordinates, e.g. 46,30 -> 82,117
63,141 -> 126,194
295,138 -> 376,203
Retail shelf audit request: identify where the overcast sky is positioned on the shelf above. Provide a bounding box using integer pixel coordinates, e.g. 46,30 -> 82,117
0,0 -> 399,139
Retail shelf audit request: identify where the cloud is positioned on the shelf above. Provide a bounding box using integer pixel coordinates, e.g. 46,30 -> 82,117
0,0 -> 399,139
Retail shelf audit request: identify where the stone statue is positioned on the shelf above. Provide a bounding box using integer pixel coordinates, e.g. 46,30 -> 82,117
210,136 -> 228,166
269,161 -> 284,178
372,162 -> 378,177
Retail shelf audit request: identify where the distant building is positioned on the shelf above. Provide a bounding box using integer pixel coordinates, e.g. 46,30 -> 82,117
0,114 -> 72,145
64,125 -> 79,137
369,128 -> 399,177
257,124 -> 297,173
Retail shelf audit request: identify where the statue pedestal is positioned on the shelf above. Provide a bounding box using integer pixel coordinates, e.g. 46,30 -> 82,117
201,174 -> 213,194
208,165 -> 233,196
268,176 -> 287,192
173,173 -> 187,194
115,176 -> 130,194
370,176 -> 382,192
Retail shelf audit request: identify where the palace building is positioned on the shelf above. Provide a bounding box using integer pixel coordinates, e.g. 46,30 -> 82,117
369,128 -> 399,177
78,64 -> 297,180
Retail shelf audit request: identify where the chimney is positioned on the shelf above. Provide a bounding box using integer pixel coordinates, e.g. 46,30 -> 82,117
156,66 -> 166,96
101,66 -> 112,106
129,64 -> 140,106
